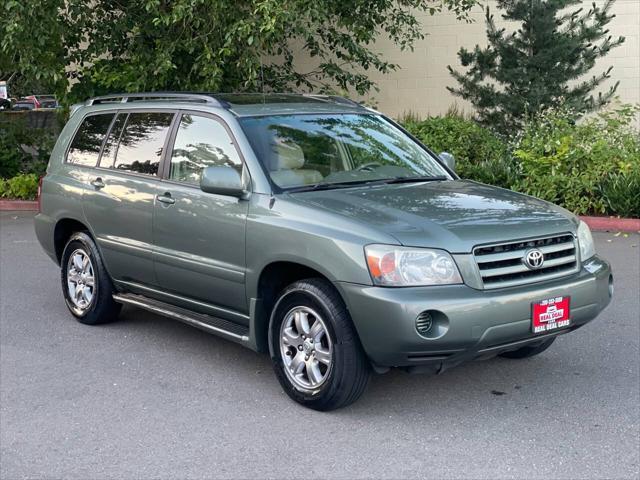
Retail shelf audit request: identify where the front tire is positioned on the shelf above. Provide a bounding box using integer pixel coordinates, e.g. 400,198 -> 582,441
60,232 -> 121,325
499,337 -> 556,359
269,278 -> 370,411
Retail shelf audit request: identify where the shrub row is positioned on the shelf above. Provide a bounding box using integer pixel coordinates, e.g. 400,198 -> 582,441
0,173 -> 39,200
0,113 -> 56,201
402,105 -> 640,218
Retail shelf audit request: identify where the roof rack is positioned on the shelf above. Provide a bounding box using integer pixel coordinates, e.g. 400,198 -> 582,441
85,92 -> 228,108
302,94 -> 363,107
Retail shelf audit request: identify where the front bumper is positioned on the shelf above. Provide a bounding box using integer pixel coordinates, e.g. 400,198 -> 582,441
336,255 -> 612,371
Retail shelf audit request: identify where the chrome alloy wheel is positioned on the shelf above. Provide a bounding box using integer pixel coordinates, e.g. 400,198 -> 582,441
66,249 -> 95,313
279,306 -> 333,392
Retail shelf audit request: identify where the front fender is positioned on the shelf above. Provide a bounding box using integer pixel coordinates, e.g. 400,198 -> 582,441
244,194 -> 394,299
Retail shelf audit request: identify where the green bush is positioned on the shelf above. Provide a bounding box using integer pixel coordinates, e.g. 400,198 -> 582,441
0,173 -> 39,200
512,105 -> 640,216
0,135 -> 24,178
401,114 -> 510,184
401,105 -> 640,217
599,164 -> 640,218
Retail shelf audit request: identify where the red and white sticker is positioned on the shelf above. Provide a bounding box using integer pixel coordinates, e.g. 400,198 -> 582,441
532,296 -> 571,334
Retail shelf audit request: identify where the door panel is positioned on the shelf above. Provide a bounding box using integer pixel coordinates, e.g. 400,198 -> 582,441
84,171 -> 160,285
153,113 -> 249,318
153,184 -> 249,315
83,111 -> 174,285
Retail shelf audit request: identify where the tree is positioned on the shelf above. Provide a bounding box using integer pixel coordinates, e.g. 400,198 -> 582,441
0,67 -> 55,100
447,0 -> 624,135
1,0 -> 477,105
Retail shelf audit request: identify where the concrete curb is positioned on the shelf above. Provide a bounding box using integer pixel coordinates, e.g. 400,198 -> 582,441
1,200 -> 638,232
0,200 -> 38,211
580,216 -> 640,233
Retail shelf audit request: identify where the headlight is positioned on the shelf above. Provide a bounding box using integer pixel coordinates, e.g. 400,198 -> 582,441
365,245 -> 463,286
577,220 -> 596,261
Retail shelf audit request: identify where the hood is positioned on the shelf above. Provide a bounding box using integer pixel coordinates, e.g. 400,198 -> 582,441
290,180 -> 578,253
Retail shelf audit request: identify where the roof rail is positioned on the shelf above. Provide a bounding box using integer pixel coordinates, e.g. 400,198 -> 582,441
302,94 -> 363,108
85,92 -> 228,108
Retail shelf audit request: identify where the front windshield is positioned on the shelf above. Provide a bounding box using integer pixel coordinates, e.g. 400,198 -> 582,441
239,114 -> 451,191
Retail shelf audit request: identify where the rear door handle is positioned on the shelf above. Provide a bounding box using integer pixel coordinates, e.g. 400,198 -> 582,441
90,177 -> 105,189
156,192 -> 176,205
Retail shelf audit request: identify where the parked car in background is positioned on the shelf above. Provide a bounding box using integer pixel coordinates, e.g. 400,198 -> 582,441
38,95 -> 60,109
11,99 -> 37,111
11,100 -> 36,110
35,92 -> 613,410
7,95 -> 59,110
24,95 -> 41,108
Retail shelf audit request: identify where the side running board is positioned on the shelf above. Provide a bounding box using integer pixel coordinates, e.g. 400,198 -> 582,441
112,293 -> 250,345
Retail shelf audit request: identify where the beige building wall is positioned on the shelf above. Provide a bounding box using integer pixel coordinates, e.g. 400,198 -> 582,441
340,0 -> 639,118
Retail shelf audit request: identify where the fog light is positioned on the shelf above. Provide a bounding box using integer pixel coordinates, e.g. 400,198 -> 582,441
415,310 -> 449,339
416,311 -> 433,335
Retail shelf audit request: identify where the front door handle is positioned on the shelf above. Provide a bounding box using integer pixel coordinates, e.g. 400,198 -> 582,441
156,192 -> 176,205
90,177 -> 105,189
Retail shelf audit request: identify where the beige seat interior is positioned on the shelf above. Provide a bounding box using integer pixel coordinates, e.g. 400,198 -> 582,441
269,142 -> 323,187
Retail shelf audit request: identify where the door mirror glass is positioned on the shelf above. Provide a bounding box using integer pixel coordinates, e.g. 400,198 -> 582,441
200,166 -> 247,198
439,151 -> 455,172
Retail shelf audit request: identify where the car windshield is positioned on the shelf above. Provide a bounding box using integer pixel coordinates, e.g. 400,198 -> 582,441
239,113 -> 451,191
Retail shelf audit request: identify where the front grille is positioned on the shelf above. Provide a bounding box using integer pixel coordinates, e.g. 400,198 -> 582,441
474,233 -> 579,289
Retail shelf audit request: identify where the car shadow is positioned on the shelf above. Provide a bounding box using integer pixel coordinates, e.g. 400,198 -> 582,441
109,304 -> 592,418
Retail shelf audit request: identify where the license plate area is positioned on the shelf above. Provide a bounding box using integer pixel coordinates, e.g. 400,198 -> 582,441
532,296 -> 571,334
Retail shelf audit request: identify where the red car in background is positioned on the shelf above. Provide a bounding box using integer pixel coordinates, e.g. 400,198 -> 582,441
11,96 -> 41,111
23,96 -> 41,108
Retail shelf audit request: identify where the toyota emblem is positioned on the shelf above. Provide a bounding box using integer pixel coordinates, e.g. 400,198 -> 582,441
524,248 -> 544,269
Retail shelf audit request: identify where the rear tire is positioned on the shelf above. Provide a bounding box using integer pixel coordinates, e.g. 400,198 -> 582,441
269,278 -> 370,411
499,337 -> 556,359
60,232 -> 121,325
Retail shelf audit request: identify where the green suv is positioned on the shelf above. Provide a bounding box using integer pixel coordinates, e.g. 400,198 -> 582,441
35,93 -> 613,410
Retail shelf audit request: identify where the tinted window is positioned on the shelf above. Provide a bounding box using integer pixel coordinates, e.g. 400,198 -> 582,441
99,113 -> 127,168
67,114 -> 115,166
112,112 -> 173,175
169,114 -> 242,185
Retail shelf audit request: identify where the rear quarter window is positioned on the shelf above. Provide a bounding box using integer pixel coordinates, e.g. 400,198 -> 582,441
67,113 -> 115,166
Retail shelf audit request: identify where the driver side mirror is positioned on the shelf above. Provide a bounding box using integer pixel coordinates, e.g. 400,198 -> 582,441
200,166 -> 249,199
439,152 -> 455,172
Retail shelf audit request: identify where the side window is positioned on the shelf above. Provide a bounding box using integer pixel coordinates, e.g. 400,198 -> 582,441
67,113 -> 115,166
169,114 -> 242,185
112,112 -> 174,175
98,113 -> 127,168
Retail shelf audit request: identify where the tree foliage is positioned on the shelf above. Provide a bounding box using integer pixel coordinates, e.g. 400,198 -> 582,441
447,0 -> 624,135
1,0 -> 477,104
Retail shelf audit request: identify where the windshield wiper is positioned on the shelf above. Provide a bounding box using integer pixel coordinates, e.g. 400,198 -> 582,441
383,175 -> 449,184
286,179 -> 387,193
285,175 -> 448,193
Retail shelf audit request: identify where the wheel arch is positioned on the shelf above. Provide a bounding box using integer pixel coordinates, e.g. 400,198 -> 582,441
250,260 -> 343,353
53,217 -> 94,265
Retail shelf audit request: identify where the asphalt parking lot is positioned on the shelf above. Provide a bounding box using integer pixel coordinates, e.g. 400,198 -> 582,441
1,211 -> 638,479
